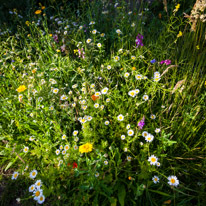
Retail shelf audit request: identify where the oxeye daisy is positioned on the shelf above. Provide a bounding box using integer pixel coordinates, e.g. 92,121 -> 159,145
152,176 -> 159,184
30,170 -> 38,179
143,94 -> 149,101
23,146 -> 29,153
107,65 -> 111,70
135,74 -> 142,80
117,114 -> 124,121
53,88 -> 59,94
29,184 -> 36,192
145,134 -> 154,142
124,72 -> 130,78
128,129 -> 134,136
64,145 -> 70,151
121,135 -> 126,140
37,195 -> 45,204
101,87 -> 108,94
128,90 -> 136,97
150,114 -> 156,119
94,103 -> 99,108
97,43 -> 102,48
148,155 -> 158,165
60,95 -> 68,100
167,175 -> 179,187
127,155 -> 132,161
105,121 -> 109,125
62,134 -> 67,140
142,131 -> 148,137
73,130 -> 78,136
56,149 -> 60,155
11,171 -> 19,180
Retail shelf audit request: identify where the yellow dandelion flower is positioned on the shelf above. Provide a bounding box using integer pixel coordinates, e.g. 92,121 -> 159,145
41,6 -> 45,10
25,21 -> 30,26
35,10 -> 42,15
16,85 -> 27,93
79,143 -> 93,153
177,31 -> 182,38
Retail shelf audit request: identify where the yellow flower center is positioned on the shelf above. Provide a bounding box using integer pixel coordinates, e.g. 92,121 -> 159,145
40,196 -> 44,201
35,191 -> 40,197
14,174 -> 18,178
171,179 -> 175,184
32,172 -> 36,176
154,178 -> 157,181
151,157 -> 156,162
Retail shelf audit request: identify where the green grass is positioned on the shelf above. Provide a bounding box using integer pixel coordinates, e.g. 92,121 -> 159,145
0,0 -> 206,205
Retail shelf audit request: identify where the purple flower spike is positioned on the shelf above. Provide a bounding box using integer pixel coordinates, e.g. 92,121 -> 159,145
138,116 -> 145,130
135,34 -> 144,48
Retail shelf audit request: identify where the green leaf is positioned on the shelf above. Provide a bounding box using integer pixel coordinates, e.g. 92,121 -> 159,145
148,189 -> 171,197
118,184 -> 126,206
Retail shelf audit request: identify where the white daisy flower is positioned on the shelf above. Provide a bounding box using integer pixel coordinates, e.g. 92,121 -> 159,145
97,43 -> 101,48
127,156 -> 132,161
155,128 -> 161,133
59,145 -> 63,150
150,114 -> 156,119
73,130 -> 78,136
106,98 -> 110,102
128,90 -> 136,97
143,95 -> 149,101
117,114 -> 124,121
74,137 -> 79,142
62,134 -> 67,140
33,188 -> 43,201
105,121 -> 109,125
156,162 -> 161,167
124,72 -> 130,78
152,176 -> 159,184
64,145 -> 70,151
135,74 -> 142,80
30,170 -> 38,179
94,103 -> 99,108
104,160 -> 108,165
62,150 -> 66,155
29,184 -> 36,192
60,95 -> 68,100
72,102 -> 76,107
11,172 -> 19,180
142,131 -> 148,137
95,91 -> 101,96
80,118 -> 87,124
87,116 -> 93,121
89,21 -> 95,25
116,29 -> 122,34
107,65 -> 111,70
101,87 -> 108,94
124,148 -> 128,152
145,134 -> 154,142
114,56 -> 120,62
134,89 -> 140,94
148,155 -> 158,165
35,180 -> 42,188
126,124 -> 130,129
90,83 -> 95,88
74,145 -> 78,150
167,175 -> 179,187
37,195 -> 45,204
128,129 -> 134,136
95,172 -> 99,177
131,55 -> 136,60
56,149 -> 60,155
92,29 -> 97,34
121,135 -> 126,140
100,33 -> 105,37
23,146 -> 29,153
53,88 -> 59,94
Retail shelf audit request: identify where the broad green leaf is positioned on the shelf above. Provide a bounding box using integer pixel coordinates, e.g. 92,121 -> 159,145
118,184 -> 126,206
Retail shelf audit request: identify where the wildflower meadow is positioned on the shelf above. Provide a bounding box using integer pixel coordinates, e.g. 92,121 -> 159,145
0,0 -> 206,205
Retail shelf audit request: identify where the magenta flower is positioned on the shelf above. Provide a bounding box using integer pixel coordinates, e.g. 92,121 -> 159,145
138,116 -> 145,130
53,34 -> 58,43
135,34 -> 144,48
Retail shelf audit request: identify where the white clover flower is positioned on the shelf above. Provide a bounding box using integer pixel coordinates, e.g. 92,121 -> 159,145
117,114 -> 124,121
167,176 -> 179,187
11,172 -> 19,180
148,155 -> 158,165
101,87 -> 108,94
30,170 -> 38,179
152,176 -> 159,184
128,129 -> 134,136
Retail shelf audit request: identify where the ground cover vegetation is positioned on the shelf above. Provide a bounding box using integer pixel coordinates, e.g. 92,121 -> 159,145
0,0 -> 206,205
